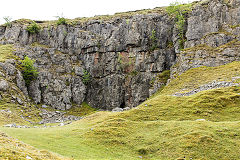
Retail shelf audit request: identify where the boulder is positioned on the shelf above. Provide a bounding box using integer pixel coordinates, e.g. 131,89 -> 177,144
112,107 -> 124,112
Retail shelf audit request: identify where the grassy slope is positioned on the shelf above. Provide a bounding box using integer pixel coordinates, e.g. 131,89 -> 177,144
2,113 -> 240,160
0,132 -> 69,160
163,61 -> 240,95
1,61 -> 240,159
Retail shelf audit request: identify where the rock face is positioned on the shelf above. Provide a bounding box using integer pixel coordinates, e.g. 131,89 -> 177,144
0,0 -> 239,110
0,12 -> 176,110
171,0 -> 240,77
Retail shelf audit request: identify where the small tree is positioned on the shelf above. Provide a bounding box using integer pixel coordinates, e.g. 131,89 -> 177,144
150,29 -> 157,51
20,56 -> 38,87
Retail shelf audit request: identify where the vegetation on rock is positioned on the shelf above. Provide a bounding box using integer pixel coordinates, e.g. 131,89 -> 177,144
166,2 -> 192,49
82,70 -> 91,85
20,56 -> 38,87
65,102 -> 96,116
26,22 -> 41,34
56,16 -> 67,25
149,29 -> 158,51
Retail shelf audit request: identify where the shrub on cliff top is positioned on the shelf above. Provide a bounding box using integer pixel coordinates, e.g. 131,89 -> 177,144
20,56 -> 38,87
26,22 -> 41,34
56,16 -> 67,25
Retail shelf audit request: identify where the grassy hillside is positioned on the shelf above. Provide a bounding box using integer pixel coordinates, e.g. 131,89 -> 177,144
2,110 -> 240,159
1,61 -> 240,159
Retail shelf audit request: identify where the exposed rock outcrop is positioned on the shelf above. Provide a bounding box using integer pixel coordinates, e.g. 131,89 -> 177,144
171,0 -> 240,77
0,0 -> 239,111
0,11 -> 177,110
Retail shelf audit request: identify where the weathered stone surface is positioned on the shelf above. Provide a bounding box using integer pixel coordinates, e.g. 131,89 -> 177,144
7,15 -> 176,110
16,97 -> 23,105
74,66 -> 84,76
72,78 -> 86,105
0,62 -> 16,76
185,0 -> 240,47
3,124 -> 16,128
171,42 -> 240,77
0,80 -> 8,91
171,0 -> 240,78
16,70 -> 28,96
29,80 -> 41,104
41,105 -> 48,108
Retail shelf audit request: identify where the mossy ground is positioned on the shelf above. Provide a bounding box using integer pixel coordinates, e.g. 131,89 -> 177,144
1,61 -> 240,159
65,102 -> 96,117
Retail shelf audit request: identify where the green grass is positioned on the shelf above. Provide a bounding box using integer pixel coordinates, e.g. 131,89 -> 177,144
2,85 -> 240,159
2,113 -> 240,159
0,132 -> 68,159
121,86 -> 240,122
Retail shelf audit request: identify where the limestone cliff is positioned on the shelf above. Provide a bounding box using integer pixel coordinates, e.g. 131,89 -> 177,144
171,0 -> 240,77
0,0 -> 239,110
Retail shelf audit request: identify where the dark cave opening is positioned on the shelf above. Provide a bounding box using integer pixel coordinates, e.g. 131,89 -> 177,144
120,101 -> 125,108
